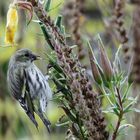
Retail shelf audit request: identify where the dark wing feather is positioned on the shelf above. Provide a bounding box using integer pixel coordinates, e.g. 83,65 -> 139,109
23,70 -> 38,129
18,96 -> 38,129
7,66 -> 38,129
24,66 -> 51,132
7,66 -> 23,100
36,108 -> 51,133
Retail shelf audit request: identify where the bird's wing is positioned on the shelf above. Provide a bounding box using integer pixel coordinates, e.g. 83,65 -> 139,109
33,99 -> 51,133
35,107 -> 51,133
7,66 -> 38,128
7,66 -> 23,100
18,96 -> 38,129
19,70 -> 38,129
24,65 -> 52,132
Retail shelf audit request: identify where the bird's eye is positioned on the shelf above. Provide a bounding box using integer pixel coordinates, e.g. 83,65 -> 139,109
24,53 -> 29,57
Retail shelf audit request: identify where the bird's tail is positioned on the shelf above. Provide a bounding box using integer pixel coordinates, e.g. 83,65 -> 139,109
18,98 -> 38,129
36,108 -> 51,133
26,111 -> 38,129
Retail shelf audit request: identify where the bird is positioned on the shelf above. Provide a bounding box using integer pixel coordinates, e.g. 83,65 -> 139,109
7,48 -> 52,132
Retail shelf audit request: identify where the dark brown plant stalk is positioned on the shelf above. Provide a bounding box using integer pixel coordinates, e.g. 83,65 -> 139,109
25,0 -> 108,139
129,0 -> 140,4
71,0 -> 86,60
128,0 -> 140,140
54,35 -> 108,139
131,6 -> 140,86
113,0 -> 130,63
130,3 -> 140,140
114,0 -> 128,44
62,0 -> 86,61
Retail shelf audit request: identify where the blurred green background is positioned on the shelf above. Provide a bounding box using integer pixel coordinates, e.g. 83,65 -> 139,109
0,0 -> 134,140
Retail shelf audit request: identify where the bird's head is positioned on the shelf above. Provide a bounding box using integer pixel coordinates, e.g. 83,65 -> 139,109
11,48 -> 40,67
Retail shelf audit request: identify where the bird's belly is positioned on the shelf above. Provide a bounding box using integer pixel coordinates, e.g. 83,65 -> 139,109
25,65 -> 52,105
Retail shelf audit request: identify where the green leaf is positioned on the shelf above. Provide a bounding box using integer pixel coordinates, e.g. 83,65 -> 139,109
109,83 -> 117,104
55,15 -> 62,30
70,45 -> 78,49
113,45 -> 122,73
45,0 -> 51,12
108,123 -> 115,131
46,53 -> 64,74
39,23 -> 54,49
56,121 -> 70,127
113,107 -> 120,116
61,25 -> 66,35
132,108 -> 140,113
124,97 -> 137,113
118,124 -> 135,134
32,20 -> 41,23
60,105 -> 77,122
122,83 -> 132,103
101,85 -> 114,106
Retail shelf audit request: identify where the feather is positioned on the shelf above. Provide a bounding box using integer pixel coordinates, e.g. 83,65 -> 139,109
7,66 -> 23,100
18,97 -> 38,128
35,108 -> 51,133
20,71 -> 38,129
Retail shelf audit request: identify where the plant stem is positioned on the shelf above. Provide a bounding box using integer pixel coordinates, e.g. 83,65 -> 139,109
112,87 -> 123,140
111,112 -> 123,140
116,87 -> 123,110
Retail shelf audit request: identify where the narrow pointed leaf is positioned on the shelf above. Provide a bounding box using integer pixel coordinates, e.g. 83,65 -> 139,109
55,15 -> 62,30
45,0 -> 51,12
39,23 -> 54,49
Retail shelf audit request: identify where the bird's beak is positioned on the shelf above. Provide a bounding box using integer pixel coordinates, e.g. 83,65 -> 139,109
31,54 -> 41,61
36,55 -> 42,60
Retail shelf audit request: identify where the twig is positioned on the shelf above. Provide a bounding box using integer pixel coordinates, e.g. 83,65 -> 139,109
112,87 -> 123,140
112,112 -> 123,140
116,87 -> 123,110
